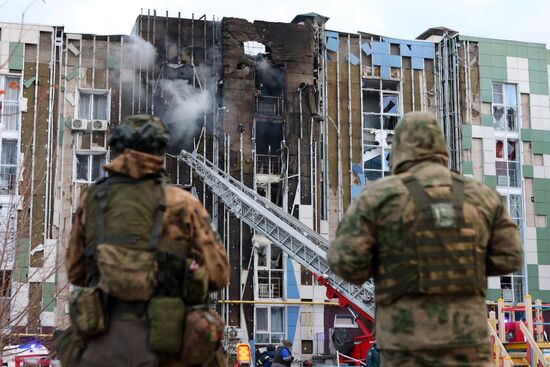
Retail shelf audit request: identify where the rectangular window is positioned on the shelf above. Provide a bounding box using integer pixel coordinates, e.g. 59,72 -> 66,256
255,306 -> 286,346
75,152 -> 106,183
0,76 -> 21,131
257,244 -> 284,299
362,79 -> 400,183
77,90 -> 109,120
0,140 -> 17,194
492,83 -> 518,131
495,139 -> 520,188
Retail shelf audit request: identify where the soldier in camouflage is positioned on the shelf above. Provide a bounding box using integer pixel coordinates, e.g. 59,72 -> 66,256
66,115 -> 229,367
328,112 -> 522,366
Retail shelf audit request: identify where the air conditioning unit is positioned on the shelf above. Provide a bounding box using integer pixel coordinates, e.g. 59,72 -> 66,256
91,119 -> 108,131
71,118 -> 88,131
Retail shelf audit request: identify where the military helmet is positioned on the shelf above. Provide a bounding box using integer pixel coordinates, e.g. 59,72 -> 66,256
109,115 -> 171,155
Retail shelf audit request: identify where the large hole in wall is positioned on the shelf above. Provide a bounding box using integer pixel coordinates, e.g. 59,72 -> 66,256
243,41 -> 266,56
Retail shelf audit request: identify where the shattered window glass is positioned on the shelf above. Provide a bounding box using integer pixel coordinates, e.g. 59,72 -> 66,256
507,139 -> 518,161
363,130 -> 378,146
76,154 -> 89,181
493,106 -> 505,130
382,94 -> 399,114
492,83 -> 517,132
507,107 -> 517,131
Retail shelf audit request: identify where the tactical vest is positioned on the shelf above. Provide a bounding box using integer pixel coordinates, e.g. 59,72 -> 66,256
84,175 -> 188,301
375,175 -> 485,305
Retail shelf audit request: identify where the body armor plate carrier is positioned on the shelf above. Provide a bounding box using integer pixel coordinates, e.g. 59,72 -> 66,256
375,175 -> 485,305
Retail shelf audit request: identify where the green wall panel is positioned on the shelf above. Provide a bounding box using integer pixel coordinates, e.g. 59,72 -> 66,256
481,114 -> 493,126
42,282 -> 55,312
13,238 -> 29,283
463,161 -> 473,175
523,165 -> 534,178
484,175 -> 497,187
8,42 -> 24,70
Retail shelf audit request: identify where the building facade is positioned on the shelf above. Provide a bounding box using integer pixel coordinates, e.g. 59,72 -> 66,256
0,11 -> 549,359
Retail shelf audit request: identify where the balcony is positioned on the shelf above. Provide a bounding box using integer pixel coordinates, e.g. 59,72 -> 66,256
256,154 -> 281,176
255,96 -> 284,118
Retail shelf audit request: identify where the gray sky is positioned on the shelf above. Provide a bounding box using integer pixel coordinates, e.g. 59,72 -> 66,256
1,0 -> 549,47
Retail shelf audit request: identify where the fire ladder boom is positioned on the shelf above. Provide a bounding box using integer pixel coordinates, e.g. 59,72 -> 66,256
178,150 -> 375,318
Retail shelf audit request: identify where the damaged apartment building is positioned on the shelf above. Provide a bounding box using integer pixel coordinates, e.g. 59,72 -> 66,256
1,10 -> 550,358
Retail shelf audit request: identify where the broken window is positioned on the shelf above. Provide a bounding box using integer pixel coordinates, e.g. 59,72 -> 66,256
492,83 -> 518,131
244,41 -> 266,56
495,139 -> 520,188
78,89 -> 109,120
75,152 -> 106,183
362,78 -> 401,182
0,76 -> 21,131
256,244 -> 284,299
496,140 -> 504,159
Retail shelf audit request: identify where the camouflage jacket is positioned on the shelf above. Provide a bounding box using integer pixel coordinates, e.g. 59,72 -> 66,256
66,148 -> 230,292
328,112 -> 522,350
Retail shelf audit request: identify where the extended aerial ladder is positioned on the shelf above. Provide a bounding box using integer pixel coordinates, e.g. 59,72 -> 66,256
178,150 -> 375,321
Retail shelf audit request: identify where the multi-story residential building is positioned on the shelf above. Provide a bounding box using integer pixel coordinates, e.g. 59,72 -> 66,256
0,10 -> 549,360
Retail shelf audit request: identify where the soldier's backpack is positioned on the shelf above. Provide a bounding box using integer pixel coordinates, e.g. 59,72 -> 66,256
84,175 -> 189,300
376,174 -> 485,305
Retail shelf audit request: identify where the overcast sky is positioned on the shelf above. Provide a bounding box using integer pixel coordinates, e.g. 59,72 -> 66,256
1,0 -> 549,47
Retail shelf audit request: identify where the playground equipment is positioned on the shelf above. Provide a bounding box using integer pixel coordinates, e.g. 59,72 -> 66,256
488,295 -> 550,367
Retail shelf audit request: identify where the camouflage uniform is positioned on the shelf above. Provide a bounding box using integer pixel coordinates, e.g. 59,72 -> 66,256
66,117 -> 229,367
328,112 -> 522,366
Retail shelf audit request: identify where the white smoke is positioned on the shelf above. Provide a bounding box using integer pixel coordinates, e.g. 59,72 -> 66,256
160,79 -> 211,144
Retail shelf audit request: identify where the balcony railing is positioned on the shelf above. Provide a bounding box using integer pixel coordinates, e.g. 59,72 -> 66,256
256,154 -> 281,175
255,96 -> 284,117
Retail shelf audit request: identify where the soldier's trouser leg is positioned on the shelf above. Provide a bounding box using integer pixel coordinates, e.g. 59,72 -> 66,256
79,319 -> 158,367
380,345 -> 492,367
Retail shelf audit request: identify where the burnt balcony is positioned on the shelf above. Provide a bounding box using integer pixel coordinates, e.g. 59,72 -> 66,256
255,96 -> 284,118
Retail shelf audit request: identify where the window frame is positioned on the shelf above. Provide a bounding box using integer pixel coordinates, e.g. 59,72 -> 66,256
73,150 -> 107,183
495,137 -> 520,188
254,306 -> 287,346
0,75 -> 22,132
0,139 -> 18,195
76,88 -> 111,121
492,83 -> 518,132
361,78 -> 401,183
255,243 -> 285,299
